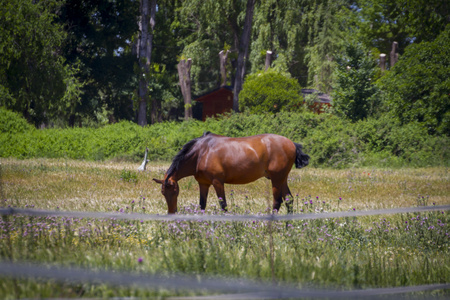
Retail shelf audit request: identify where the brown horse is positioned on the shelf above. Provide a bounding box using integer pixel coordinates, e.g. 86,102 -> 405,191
153,132 -> 309,214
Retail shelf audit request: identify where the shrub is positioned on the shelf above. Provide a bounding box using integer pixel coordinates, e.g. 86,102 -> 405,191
376,25 -> 450,135
0,111 -> 448,168
239,70 -> 304,114
354,116 -> 449,167
0,106 -> 34,134
303,116 -> 361,168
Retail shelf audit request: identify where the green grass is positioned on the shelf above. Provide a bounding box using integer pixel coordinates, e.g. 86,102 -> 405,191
0,158 -> 449,299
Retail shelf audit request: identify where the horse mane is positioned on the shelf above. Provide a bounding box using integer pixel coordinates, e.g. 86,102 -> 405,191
165,131 -> 212,183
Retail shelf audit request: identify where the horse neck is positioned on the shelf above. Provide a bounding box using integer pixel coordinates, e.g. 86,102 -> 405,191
172,154 -> 198,181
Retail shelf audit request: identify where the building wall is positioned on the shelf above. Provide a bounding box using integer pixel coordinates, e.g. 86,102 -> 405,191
196,88 -> 233,121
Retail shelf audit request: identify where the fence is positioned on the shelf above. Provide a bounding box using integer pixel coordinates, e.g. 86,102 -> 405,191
1,205 -> 449,299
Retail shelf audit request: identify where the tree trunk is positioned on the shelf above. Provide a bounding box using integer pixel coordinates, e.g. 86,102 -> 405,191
379,53 -> 386,71
265,50 -> 273,71
178,58 -> 193,120
137,0 -> 156,126
390,41 -> 399,68
148,0 -> 158,124
219,50 -> 230,87
232,0 -> 256,112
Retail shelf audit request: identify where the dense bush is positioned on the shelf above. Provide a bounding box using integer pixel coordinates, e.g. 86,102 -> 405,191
239,70 -> 304,114
0,110 -> 448,168
0,106 -> 35,134
376,25 -> 450,136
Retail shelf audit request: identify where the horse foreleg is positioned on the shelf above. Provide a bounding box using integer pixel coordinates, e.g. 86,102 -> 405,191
212,180 -> 228,211
199,183 -> 210,211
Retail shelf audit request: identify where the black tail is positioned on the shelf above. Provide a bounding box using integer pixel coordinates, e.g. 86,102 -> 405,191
294,143 -> 309,168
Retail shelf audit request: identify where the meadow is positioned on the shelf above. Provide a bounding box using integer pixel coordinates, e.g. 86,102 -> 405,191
0,158 -> 449,299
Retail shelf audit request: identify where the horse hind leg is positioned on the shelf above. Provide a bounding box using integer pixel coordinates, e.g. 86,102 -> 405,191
271,186 -> 283,213
271,178 -> 284,213
282,183 -> 294,214
271,178 -> 293,214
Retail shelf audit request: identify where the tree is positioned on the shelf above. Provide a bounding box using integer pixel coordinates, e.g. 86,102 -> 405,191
252,0 -> 352,93
353,0 -> 449,64
239,69 -> 303,114
232,0 -> 256,112
57,0 -> 139,125
250,0 -> 306,81
377,26 -> 450,135
332,43 -> 380,121
401,0 -> 449,43
137,0 -> 157,126
148,0 -> 185,122
303,0 -> 351,93
176,0 -> 235,96
0,0 -> 83,127
177,0 -> 257,110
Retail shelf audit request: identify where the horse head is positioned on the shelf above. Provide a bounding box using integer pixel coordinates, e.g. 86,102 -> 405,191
152,177 -> 179,214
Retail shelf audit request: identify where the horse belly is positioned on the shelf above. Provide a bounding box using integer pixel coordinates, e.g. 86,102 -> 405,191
222,160 -> 267,184
224,171 -> 265,184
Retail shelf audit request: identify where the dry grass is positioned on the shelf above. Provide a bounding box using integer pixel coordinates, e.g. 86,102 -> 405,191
1,158 -> 449,298
2,158 -> 449,214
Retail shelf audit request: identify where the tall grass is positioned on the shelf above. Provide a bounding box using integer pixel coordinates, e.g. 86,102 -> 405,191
0,158 -> 449,298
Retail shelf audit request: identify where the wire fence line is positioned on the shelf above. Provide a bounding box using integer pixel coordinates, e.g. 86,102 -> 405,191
1,205 -> 449,222
0,261 -> 448,299
1,205 -> 449,299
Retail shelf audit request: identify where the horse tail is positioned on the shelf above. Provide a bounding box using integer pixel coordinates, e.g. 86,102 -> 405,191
294,143 -> 310,169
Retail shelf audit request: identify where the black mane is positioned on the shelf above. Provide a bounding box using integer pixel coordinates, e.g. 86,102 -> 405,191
165,132 -> 212,183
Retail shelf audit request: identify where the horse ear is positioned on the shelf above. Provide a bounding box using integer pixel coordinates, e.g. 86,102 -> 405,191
153,178 -> 164,185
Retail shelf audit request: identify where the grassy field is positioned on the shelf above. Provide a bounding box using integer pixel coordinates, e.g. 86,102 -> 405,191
1,158 -> 449,298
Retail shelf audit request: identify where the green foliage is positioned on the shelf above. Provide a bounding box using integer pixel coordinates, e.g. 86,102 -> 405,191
377,26 -> 450,135
303,0 -> 348,93
2,0 -> 448,126
0,107 -> 35,134
332,43 -> 380,121
239,70 -> 303,114
354,116 -> 449,167
1,111 -> 448,168
120,169 -> 138,184
57,0 -> 139,124
304,117 -> 360,168
352,0 -> 412,58
250,0 -> 304,76
355,0 -> 449,57
0,0 -> 82,127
